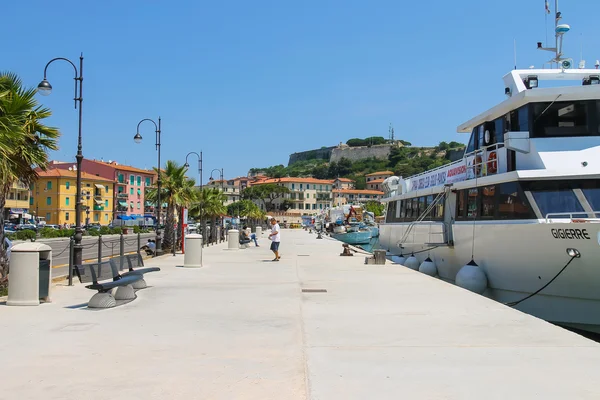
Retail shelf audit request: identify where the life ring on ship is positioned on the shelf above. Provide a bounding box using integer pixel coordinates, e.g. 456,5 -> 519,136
487,151 -> 498,174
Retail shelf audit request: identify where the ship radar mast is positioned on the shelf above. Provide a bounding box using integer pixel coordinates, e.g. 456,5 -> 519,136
537,0 -> 572,69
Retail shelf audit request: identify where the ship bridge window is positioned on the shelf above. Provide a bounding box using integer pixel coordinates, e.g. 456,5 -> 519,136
498,182 -> 534,219
527,181 -> 584,218
466,129 -> 477,153
581,181 -> 600,212
531,101 -> 597,138
455,183 -> 534,220
507,105 -> 530,132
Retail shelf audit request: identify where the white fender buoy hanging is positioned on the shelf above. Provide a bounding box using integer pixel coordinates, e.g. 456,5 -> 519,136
419,257 -> 437,277
391,253 -> 407,265
455,260 -> 488,294
404,254 -> 420,270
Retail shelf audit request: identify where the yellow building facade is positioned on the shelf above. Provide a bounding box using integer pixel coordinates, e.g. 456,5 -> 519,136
4,182 -> 32,221
32,169 -> 114,226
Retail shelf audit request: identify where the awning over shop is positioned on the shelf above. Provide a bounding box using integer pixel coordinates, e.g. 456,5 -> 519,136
94,184 -> 104,190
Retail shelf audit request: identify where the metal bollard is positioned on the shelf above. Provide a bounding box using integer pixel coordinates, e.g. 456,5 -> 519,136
119,233 -> 125,270
68,237 -> 74,286
137,232 -> 141,256
98,235 -> 102,265
226,229 -> 239,250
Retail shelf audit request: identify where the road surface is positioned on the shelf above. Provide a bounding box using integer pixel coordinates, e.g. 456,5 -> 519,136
12,233 -> 157,278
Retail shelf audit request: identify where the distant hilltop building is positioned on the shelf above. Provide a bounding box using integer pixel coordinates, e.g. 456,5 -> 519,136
288,146 -> 335,165
288,140 -> 406,166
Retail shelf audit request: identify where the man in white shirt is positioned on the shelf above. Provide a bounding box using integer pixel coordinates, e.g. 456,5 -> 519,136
268,218 -> 281,261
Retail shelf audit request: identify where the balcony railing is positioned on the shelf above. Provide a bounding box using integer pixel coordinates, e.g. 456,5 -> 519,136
116,193 -> 128,199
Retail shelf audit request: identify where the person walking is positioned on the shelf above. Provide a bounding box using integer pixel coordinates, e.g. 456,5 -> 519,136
268,218 -> 280,261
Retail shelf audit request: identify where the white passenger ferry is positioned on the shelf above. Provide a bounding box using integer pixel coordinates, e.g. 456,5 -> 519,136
380,5 -> 600,332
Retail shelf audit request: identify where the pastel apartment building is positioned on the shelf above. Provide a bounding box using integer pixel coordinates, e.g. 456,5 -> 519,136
4,182 -> 32,222
47,159 -> 157,220
365,170 -> 394,191
205,176 -> 253,206
250,177 -> 333,214
32,169 -> 114,226
332,188 -> 385,206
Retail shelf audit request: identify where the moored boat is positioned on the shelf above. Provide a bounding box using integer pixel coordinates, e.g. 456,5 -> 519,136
380,3 -> 600,333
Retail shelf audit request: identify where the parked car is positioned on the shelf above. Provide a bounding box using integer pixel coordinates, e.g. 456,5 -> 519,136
16,224 -> 37,232
3,237 -> 12,262
44,225 -> 60,230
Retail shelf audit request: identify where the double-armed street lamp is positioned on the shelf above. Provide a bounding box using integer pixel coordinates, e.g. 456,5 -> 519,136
184,151 -> 203,189
134,117 -> 163,256
209,168 -> 224,238
37,54 -> 84,277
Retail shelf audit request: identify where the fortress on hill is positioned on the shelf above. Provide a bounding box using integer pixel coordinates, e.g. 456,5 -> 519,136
288,142 -> 401,166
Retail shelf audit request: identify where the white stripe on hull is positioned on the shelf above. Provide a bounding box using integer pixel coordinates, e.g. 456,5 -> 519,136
380,221 -> 600,330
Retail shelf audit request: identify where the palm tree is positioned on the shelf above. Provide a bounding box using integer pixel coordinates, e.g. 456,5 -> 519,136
189,187 -> 226,243
146,160 -> 196,251
175,175 -> 197,249
0,72 -> 60,280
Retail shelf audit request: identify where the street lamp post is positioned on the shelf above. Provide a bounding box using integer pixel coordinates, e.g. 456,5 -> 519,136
37,54 -> 84,273
83,190 -> 91,226
209,168 -> 224,242
134,117 -> 163,256
184,151 -> 203,189
184,151 -> 203,236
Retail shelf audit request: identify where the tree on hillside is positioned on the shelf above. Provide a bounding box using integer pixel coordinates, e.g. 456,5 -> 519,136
311,164 -> 329,179
346,136 -> 386,147
0,72 -> 60,283
242,184 -> 290,211
364,201 -> 385,217
448,141 -> 464,149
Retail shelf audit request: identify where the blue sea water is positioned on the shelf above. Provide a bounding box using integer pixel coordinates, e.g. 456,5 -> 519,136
357,237 -> 380,253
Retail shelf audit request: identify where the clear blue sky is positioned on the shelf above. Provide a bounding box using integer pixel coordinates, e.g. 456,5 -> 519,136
4,0 -> 599,183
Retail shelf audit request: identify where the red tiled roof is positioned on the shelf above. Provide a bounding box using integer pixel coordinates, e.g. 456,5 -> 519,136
368,178 -> 385,184
336,178 -> 355,182
252,177 -> 334,185
333,189 -> 384,195
365,170 -> 394,177
36,169 -> 115,183
90,160 -> 156,175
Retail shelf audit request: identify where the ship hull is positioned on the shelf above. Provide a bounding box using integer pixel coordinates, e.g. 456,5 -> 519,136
332,230 -> 372,245
380,220 -> 600,332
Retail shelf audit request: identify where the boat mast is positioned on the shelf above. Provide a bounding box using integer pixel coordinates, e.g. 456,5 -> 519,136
538,0 -> 570,68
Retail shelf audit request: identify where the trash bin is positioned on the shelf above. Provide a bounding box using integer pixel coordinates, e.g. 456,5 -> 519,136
183,234 -> 203,268
7,242 -> 53,306
256,226 -> 262,237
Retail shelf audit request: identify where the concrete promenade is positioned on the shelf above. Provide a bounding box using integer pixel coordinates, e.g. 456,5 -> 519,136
1,229 -> 600,399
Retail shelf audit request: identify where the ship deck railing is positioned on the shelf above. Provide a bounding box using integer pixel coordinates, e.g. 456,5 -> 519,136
544,212 -> 600,223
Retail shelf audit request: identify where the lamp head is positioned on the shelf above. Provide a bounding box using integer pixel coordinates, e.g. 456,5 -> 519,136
133,133 -> 143,144
37,79 -> 52,96
184,162 -> 190,168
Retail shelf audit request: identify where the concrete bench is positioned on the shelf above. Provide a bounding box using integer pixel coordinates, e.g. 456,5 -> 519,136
74,261 -> 142,308
112,253 -> 161,289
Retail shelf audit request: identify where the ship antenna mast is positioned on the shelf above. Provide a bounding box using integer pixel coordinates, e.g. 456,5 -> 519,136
538,0 -> 571,69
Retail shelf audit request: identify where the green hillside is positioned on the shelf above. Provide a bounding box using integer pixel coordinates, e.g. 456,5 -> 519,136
250,140 -> 464,190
